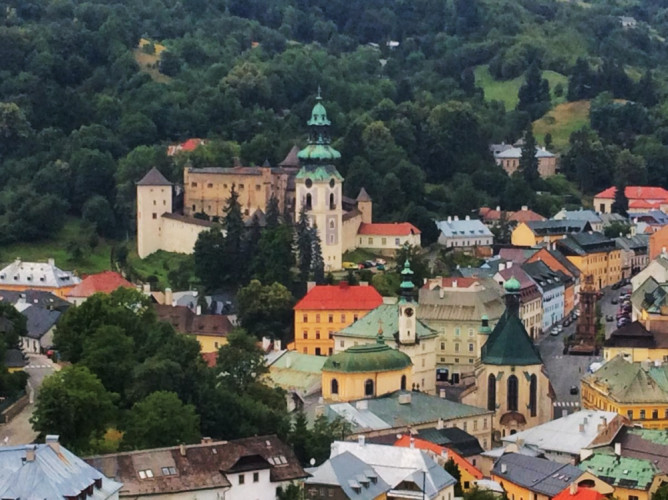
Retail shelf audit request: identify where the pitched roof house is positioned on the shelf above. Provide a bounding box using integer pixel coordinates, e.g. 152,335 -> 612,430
66,271 -> 134,305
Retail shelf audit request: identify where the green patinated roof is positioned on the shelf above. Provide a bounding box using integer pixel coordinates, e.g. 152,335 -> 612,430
307,102 -> 331,126
298,92 -> 342,163
267,351 -> 327,395
295,164 -> 343,182
504,277 -> 521,292
338,304 -> 437,340
480,306 -> 542,365
579,453 -> 659,491
297,143 -> 342,162
323,337 -> 412,373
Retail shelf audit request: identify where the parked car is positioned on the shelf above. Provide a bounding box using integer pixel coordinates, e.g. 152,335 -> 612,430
612,282 -> 621,290
342,261 -> 357,270
364,260 -> 376,268
570,386 -> 579,395
550,327 -> 560,336
376,263 -> 386,271
611,298 -> 618,304
606,315 -> 614,322
375,258 -> 387,265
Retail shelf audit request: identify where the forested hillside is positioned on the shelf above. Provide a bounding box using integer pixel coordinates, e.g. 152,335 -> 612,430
1,0 -> 668,247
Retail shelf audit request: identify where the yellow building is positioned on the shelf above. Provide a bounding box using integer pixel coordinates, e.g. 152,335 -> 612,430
511,220 -> 593,247
556,233 -> 622,291
294,282 -> 383,356
602,320 -> 668,362
581,355 -> 668,429
321,333 -> 412,402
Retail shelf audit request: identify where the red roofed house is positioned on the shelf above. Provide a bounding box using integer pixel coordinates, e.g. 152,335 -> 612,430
166,138 -> 206,156
552,485 -> 606,500
356,222 -> 421,253
593,186 -> 668,214
66,271 -> 134,306
394,435 -> 483,493
479,206 -> 545,225
293,282 -> 383,356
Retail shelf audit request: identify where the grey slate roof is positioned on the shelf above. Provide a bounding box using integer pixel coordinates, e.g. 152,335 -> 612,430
0,440 -> 122,499
556,232 -> 617,256
521,261 -> 563,292
22,305 -> 61,339
492,453 -> 583,496
525,220 -> 592,236
0,289 -> 71,311
3,348 -> 27,369
416,427 -> 484,457
553,209 -> 602,224
305,452 -> 390,500
436,219 -> 493,238
0,259 -> 80,289
136,167 -> 172,186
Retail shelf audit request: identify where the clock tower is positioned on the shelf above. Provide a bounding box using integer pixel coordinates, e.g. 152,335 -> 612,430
398,260 -> 418,345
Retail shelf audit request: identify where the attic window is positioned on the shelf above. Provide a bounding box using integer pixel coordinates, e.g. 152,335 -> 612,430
268,455 -> 287,465
161,466 -> 177,475
27,276 -> 32,281
40,277 -> 45,282
138,469 -> 154,479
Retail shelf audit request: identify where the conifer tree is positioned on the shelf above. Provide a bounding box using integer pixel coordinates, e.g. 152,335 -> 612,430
519,126 -> 540,187
222,184 -> 245,283
266,194 -> 280,229
296,206 -> 312,284
517,62 -> 550,120
310,227 -> 325,284
612,183 -> 628,217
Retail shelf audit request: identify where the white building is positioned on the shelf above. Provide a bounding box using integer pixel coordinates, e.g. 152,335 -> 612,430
436,217 -> 494,249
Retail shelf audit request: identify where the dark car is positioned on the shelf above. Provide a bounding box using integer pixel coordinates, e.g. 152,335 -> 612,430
570,386 -> 579,395
606,315 -> 614,322
612,282 -> 620,290
611,298 -> 618,304
363,260 -> 376,268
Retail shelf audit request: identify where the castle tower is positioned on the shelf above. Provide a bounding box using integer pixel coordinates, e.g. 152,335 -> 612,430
136,167 -> 173,258
356,187 -> 373,224
295,91 -> 344,270
398,260 -> 417,345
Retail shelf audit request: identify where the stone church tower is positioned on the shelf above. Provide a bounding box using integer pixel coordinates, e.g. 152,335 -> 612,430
463,278 -> 554,439
136,167 -> 173,258
295,92 -> 344,271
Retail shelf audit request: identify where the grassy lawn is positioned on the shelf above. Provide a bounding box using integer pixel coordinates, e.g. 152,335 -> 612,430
127,247 -> 194,290
533,100 -> 591,152
342,248 -> 381,265
133,48 -> 171,84
0,218 -> 114,274
474,65 -> 568,110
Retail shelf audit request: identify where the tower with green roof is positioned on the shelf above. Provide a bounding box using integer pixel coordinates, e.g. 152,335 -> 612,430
398,260 -> 418,345
462,275 -> 555,437
295,90 -> 344,271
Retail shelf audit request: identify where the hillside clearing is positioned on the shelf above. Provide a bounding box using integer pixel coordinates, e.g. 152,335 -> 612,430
533,100 -> 590,151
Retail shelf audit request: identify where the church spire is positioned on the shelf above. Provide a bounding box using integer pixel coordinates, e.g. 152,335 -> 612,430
399,260 -> 416,302
298,90 -> 341,163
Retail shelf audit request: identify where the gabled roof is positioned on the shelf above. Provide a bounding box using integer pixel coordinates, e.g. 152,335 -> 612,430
415,427 -> 484,457
22,305 -> 61,339
86,435 -> 306,497
358,222 -> 420,236
66,271 -> 134,299
4,348 -> 27,368
294,283 -> 383,311
595,186 -> 668,201
556,233 -> 617,256
394,436 -> 483,480
553,209 -> 602,224
0,289 -> 71,311
338,304 -> 436,340
525,220 -> 592,236
0,440 -> 122,499
136,167 -> 172,186
603,321 -> 657,349
418,277 -> 505,322
479,207 -> 545,224
154,304 -> 233,339
522,261 -> 564,292
615,427 -> 668,474
480,296 -> 542,366
494,146 -> 555,159
492,453 -> 583,497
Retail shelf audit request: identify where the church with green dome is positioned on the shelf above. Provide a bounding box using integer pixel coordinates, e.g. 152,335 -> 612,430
462,276 -> 555,438
321,332 -> 413,401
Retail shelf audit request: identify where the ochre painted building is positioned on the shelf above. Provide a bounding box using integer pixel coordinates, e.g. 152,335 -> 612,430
557,233 -> 622,291
321,334 -> 412,401
294,282 -> 383,356
581,355 -> 668,430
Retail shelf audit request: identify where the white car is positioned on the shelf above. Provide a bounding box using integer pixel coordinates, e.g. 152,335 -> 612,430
550,327 -> 559,336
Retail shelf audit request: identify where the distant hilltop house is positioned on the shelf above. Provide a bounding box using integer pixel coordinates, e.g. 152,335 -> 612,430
166,138 -> 206,156
137,94 -> 420,266
490,142 -> 557,178
593,186 -> 668,214
479,206 -> 545,226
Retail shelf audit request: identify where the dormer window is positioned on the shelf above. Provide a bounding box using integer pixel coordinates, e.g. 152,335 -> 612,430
138,469 -> 154,479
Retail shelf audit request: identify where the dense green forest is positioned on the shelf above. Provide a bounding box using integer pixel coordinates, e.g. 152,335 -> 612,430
2,0 -> 668,247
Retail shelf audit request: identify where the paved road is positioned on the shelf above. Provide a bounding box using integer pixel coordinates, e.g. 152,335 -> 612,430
536,284 -> 627,419
0,353 -> 58,446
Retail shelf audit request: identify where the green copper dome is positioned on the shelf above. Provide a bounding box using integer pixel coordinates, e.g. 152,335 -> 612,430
298,90 -> 341,163
323,339 -> 412,374
504,277 -> 521,292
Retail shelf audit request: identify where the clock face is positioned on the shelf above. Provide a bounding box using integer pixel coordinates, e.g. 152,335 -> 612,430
404,307 -> 414,317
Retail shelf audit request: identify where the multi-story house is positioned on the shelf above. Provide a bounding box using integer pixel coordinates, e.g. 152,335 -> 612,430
522,261 -> 565,333
556,233 -> 622,291
511,220 -> 592,247
418,276 -> 505,383
294,282 -> 383,356
525,247 -> 580,315
436,217 -> 494,257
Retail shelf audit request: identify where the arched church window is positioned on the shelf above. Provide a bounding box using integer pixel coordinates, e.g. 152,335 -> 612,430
330,193 -> 335,209
305,194 -> 312,210
487,374 -> 496,411
331,379 -> 339,395
364,379 -> 374,397
529,374 -> 537,417
507,375 -> 518,411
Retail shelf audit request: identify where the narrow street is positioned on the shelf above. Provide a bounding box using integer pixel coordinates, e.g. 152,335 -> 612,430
0,353 -> 58,446
537,284 -> 623,419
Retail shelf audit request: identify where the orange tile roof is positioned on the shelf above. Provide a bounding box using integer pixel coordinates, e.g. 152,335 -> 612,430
479,207 -> 544,223
294,283 -> 383,311
202,352 -> 218,368
629,199 -> 660,209
358,222 -> 421,236
66,271 -> 133,298
553,487 -> 605,500
595,186 -> 668,201
394,435 -> 483,479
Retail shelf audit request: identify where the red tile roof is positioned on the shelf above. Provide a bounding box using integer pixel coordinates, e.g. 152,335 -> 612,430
595,186 -> 668,201
202,352 -> 218,368
358,222 -> 420,236
553,487 -> 605,500
394,435 -> 483,480
479,207 -> 545,223
294,283 -> 383,311
629,199 -> 660,209
66,271 -> 133,298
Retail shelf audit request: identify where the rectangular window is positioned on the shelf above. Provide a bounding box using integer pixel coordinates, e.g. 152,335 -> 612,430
640,409 -> 646,419
328,331 -> 333,339
468,343 -> 474,352
368,237 -> 373,245
316,314 -> 321,322
455,328 -> 461,336
315,331 -> 320,340
653,410 -> 658,419
340,314 -> 346,323
473,420 -> 478,431
340,341 -> 344,348
353,314 -> 359,321
303,332 -> 307,339
303,314 -> 308,323
440,342 -> 445,350
207,183 -> 213,188
239,474 -> 245,485
627,410 -> 634,419
253,472 -> 259,482
239,184 -> 244,189
455,343 -> 460,352
191,182 -> 197,187
256,185 -> 261,191
328,314 -> 333,323
152,213 -> 157,219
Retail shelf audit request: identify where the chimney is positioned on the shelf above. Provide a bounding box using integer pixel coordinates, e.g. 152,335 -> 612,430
465,215 -> 470,221
180,443 -> 187,456
570,483 -> 578,495
439,388 -> 446,399
579,423 -> 585,433
262,337 -> 271,350
356,400 -> 368,410
358,435 -> 365,446
501,463 -> 507,474
47,258 -> 55,267
45,435 -> 60,454
308,281 -> 317,292
165,288 -> 173,306
522,206 -> 528,211
196,305 -> 202,315
439,287 -> 445,299
409,437 -> 415,449
615,442 -> 621,456
437,418 -> 444,430
454,216 -> 459,221
507,262 -> 513,269
275,339 -> 282,351
359,281 -> 368,287
142,283 -> 151,294
496,206 -> 501,212
447,216 -> 452,222
24,445 -> 36,462
499,263 -> 506,271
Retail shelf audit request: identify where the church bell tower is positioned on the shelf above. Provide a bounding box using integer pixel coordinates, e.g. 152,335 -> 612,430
398,260 -> 418,345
